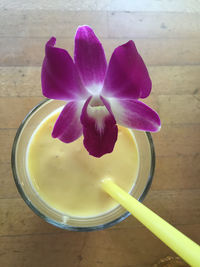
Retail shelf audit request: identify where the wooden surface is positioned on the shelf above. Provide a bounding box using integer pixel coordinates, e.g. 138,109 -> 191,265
0,1 -> 200,266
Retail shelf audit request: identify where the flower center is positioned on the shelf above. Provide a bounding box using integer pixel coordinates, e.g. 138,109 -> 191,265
87,84 -> 102,95
89,95 -> 104,107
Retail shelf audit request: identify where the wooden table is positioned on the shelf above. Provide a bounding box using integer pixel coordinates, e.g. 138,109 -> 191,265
0,1 -> 200,266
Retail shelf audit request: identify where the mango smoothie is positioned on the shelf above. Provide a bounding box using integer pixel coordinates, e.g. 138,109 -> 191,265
26,109 -> 139,217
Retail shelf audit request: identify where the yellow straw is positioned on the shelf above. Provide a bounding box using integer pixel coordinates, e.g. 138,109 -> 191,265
102,178 -> 200,267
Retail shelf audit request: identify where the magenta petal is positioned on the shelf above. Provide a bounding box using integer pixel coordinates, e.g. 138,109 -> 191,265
42,37 -> 88,101
80,96 -> 118,158
102,40 -> 151,99
109,98 -> 161,132
74,26 -> 107,93
52,101 -> 83,143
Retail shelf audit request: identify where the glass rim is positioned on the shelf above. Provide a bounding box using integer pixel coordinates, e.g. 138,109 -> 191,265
11,99 -> 155,232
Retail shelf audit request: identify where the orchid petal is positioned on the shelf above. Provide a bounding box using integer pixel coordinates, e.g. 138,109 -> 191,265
42,37 -> 88,101
80,96 -> 118,158
74,26 -> 107,94
52,101 -> 83,143
102,41 -> 151,99
107,98 -> 161,132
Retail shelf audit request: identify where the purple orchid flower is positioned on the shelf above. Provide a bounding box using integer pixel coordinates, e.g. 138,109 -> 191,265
41,25 -> 161,158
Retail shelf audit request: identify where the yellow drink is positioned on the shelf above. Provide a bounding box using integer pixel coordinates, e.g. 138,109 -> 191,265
27,109 -> 139,217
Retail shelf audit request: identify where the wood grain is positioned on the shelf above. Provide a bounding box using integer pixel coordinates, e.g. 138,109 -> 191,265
0,129 -> 16,163
152,154 -> 200,190
0,163 -> 19,199
1,0 -> 200,12
159,95 -> 200,124
0,67 -> 42,96
108,12 -> 200,38
2,11 -> 199,39
0,97 -> 44,128
154,125 -> 200,156
0,10 -> 108,38
150,65 -> 200,95
0,225 -> 198,267
0,232 -> 86,267
0,1 -> 200,266
1,38 -> 200,67
97,0 -> 200,13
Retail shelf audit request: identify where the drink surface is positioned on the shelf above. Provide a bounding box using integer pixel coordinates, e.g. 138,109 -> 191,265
27,110 -> 139,217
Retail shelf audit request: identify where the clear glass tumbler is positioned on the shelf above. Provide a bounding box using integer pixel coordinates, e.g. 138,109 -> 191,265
11,99 -> 155,231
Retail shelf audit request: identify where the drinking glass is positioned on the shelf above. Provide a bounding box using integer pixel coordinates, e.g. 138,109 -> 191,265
11,99 -> 155,231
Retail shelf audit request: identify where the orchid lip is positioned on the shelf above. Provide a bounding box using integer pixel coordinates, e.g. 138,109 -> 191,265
86,95 -> 109,134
